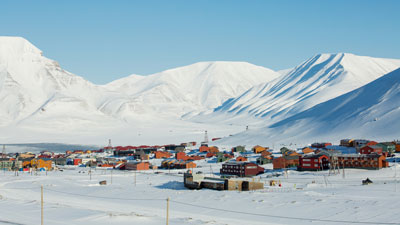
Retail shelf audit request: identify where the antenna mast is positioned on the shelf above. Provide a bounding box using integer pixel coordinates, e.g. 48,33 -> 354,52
203,130 -> 209,145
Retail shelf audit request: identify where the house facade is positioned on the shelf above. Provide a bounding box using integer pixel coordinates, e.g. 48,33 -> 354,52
298,154 -> 329,171
220,162 -> 264,177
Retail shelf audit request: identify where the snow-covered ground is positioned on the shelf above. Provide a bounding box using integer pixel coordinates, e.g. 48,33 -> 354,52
1,160 -> 399,225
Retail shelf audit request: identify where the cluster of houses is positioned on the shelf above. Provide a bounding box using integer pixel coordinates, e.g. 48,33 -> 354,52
0,139 -> 398,186
274,139 -> 400,171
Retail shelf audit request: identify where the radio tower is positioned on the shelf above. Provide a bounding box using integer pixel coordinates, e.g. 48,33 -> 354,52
2,144 -> 5,158
108,139 -> 112,148
204,130 -> 209,144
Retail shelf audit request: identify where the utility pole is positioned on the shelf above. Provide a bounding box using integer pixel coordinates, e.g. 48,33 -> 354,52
2,144 -> 5,159
395,158 -> 397,192
342,160 -> 345,179
41,185 -> 44,225
166,197 -> 170,225
203,130 -> 209,145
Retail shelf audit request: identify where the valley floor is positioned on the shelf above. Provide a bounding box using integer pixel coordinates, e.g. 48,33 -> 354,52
0,162 -> 399,225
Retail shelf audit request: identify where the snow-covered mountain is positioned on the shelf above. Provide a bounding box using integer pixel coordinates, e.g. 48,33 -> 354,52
2,36 -> 400,145
219,67 -> 400,146
0,37 -> 131,130
105,61 -> 281,118
212,53 -> 400,125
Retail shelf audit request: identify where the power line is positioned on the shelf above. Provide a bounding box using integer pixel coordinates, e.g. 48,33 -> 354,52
170,200 -> 398,225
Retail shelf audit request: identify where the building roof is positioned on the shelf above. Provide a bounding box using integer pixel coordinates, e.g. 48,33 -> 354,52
223,161 -> 254,166
337,153 -> 383,158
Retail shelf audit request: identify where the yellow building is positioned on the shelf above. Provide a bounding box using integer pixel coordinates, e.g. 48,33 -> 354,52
253,145 -> 267,154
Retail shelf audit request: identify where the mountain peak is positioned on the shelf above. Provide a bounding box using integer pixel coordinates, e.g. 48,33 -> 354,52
0,36 -> 42,59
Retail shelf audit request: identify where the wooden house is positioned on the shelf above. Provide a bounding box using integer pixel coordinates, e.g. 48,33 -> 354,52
302,147 -> 314,154
353,139 -> 371,148
124,161 -> 150,171
231,146 -> 245,153
209,146 -> 219,153
256,155 -> 273,165
394,141 -> 400,152
199,146 -> 210,152
176,152 -> 190,161
154,151 -> 172,159
0,159 -> 13,170
173,161 -> 197,169
161,159 -> 177,168
273,156 -> 299,170
377,142 -> 396,156
206,152 -> 216,158
261,150 -> 272,157
236,156 -> 247,162
216,152 -> 233,162
252,145 -> 267,154
360,145 -> 383,155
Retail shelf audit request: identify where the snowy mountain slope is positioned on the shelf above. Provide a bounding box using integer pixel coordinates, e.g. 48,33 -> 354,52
212,53 -> 400,125
0,37 -> 277,143
0,37 -> 126,127
218,68 -> 400,146
105,61 -> 281,118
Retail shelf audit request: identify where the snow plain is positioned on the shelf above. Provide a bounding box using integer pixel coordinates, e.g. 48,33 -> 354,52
0,158 -> 399,225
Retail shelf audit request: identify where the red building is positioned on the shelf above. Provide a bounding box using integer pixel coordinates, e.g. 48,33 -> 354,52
360,145 -> 383,155
298,154 -> 330,171
220,162 -> 264,177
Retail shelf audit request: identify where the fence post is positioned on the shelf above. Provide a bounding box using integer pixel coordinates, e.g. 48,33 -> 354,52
166,197 -> 170,225
41,185 -> 44,225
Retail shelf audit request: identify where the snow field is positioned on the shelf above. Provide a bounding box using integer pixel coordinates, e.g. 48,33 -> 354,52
0,161 -> 399,225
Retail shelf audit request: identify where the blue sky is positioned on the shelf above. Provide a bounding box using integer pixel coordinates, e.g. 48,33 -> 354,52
1,0 -> 400,84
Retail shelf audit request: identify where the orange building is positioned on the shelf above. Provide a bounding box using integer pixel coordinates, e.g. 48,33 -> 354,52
209,146 -> 219,153
302,147 -> 314,154
393,141 -> 400,152
174,161 -> 197,169
125,162 -> 150,170
236,156 -> 247,162
273,156 -> 299,170
199,146 -> 210,152
261,151 -> 272,157
155,151 -> 172,159
253,145 -> 267,154
176,152 -> 190,160
25,159 -> 53,170
337,154 -> 388,169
